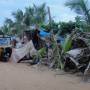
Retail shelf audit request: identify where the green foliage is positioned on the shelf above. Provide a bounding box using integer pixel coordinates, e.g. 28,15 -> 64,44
62,35 -> 72,53
23,3 -> 47,26
1,3 -> 47,35
65,0 -> 90,24
41,24 -> 51,32
53,31 -> 75,69
81,24 -> 90,32
38,48 -> 46,58
41,21 -> 59,34
75,16 -> 90,32
1,25 -> 9,35
58,21 -> 75,35
75,16 -> 82,28
12,9 -> 24,23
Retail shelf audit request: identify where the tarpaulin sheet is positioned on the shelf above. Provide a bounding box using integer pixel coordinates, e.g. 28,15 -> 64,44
10,40 -> 37,63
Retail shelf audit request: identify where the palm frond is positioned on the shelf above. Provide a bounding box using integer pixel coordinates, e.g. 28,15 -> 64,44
62,35 -> 72,53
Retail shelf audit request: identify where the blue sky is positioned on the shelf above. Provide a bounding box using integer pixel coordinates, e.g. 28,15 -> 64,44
0,0 -> 77,26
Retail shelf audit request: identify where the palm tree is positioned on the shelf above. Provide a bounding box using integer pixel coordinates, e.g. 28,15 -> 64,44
12,10 -> 25,34
3,18 -> 14,35
5,18 -> 14,27
23,7 -> 34,26
65,0 -> 90,24
23,3 -> 47,27
33,3 -> 47,25
1,3 -> 47,35
1,25 -> 9,35
12,9 -> 24,23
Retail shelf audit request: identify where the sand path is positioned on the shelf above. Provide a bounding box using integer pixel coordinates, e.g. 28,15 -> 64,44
0,63 -> 90,90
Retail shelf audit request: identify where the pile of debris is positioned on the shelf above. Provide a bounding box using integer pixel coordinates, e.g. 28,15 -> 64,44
64,31 -> 90,81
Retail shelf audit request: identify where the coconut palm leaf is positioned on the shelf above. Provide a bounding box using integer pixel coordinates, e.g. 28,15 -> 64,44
65,0 -> 90,24
62,35 -> 72,53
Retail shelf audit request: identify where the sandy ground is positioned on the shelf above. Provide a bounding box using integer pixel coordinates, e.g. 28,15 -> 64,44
0,62 -> 90,90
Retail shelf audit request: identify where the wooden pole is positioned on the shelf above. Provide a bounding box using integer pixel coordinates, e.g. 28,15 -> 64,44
47,6 -> 52,30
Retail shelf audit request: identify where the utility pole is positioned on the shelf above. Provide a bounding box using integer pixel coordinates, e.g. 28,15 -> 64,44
48,7 -> 51,24
47,6 -> 52,31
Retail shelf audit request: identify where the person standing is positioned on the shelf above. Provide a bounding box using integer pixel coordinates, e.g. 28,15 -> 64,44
32,27 -> 40,50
